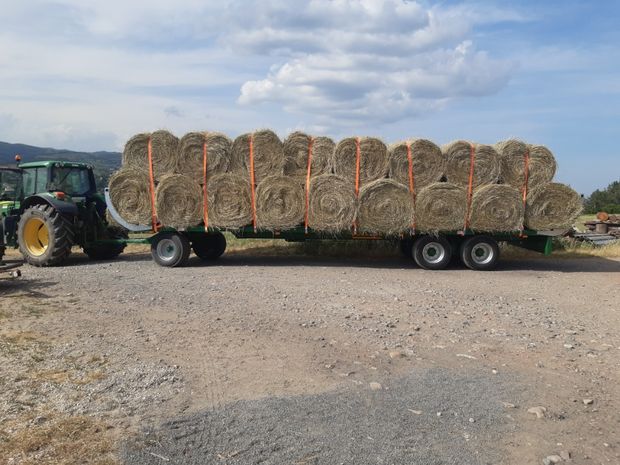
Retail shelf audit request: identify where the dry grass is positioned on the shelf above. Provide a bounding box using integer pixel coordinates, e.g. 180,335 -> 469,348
0,414 -> 118,465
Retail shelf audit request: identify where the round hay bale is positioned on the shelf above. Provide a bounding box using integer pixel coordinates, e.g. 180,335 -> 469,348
207,173 -> 252,229
416,183 -> 467,232
358,179 -> 414,235
177,132 -> 232,183
308,174 -> 357,233
108,169 -> 152,225
283,132 -> 334,180
469,184 -> 523,232
388,139 -> 445,190
495,139 -> 557,189
155,174 -> 203,229
333,137 -> 388,186
525,182 -> 582,230
232,129 -> 284,184
255,175 -> 304,230
122,130 -> 179,180
443,141 -> 500,188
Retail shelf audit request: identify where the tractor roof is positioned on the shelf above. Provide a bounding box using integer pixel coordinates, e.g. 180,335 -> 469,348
19,160 -> 92,169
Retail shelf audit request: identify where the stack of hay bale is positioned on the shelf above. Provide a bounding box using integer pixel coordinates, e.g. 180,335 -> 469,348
108,130 -> 582,234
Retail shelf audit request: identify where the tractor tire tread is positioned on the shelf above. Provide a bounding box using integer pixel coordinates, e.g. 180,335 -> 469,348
18,204 -> 74,267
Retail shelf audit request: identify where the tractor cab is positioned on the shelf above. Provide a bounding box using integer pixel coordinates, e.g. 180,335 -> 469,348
19,161 -> 97,201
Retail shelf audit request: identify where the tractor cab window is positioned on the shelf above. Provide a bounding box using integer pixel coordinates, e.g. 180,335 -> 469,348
0,170 -> 22,201
50,167 -> 93,196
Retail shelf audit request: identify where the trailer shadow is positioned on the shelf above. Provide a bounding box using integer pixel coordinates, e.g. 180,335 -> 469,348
185,253 -> 620,274
44,249 -> 619,274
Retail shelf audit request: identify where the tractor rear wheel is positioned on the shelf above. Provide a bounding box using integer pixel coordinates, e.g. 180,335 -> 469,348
192,232 -> 227,260
83,227 -> 128,261
18,204 -> 74,266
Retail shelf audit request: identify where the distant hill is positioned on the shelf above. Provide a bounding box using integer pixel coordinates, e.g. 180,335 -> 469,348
0,141 -> 121,188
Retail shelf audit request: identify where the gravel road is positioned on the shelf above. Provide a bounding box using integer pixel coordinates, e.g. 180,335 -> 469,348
1,249 -> 618,464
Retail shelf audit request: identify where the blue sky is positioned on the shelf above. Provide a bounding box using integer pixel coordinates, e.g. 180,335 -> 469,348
0,0 -> 618,195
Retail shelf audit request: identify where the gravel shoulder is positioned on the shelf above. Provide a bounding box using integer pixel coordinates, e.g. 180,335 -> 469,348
1,249 -> 618,464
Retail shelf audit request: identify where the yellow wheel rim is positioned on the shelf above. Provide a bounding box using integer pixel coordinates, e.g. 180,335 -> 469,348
23,217 -> 49,257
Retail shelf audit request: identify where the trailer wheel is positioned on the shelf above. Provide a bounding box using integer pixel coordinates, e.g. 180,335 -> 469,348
460,235 -> 499,271
83,227 -> 128,261
192,232 -> 226,260
413,235 -> 452,270
151,232 -> 190,267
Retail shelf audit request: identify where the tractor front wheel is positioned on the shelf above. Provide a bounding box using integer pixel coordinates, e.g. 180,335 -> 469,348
18,204 -> 74,266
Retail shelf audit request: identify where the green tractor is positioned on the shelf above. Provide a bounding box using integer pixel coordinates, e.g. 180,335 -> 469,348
0,160 -> 126,266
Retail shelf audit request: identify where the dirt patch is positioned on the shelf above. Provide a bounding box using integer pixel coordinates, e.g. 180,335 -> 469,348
1,249 -> 619,464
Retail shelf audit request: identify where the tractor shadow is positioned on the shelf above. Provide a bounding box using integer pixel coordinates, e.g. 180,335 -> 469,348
0,276 -> 56,298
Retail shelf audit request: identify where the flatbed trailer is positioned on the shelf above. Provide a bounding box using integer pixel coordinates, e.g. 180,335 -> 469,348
103,189 -> 556,271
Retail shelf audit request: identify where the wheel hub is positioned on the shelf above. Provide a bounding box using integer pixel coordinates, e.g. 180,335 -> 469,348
422,242 -> 445,264
23,217 -> 49,256
156,238 -> 178,262
471,243 -> 494,265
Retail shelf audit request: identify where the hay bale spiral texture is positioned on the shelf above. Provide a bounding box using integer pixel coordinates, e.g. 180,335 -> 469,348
232,129 -> 284,184
122,130 -> 179,180
469,184 -> 523,232
283,132 -> 334,180
207,173 -> 252,229
333,137 -> 388,186
416,183 -> 467,232
308,174 -> 357,232
177,132 -> 232,182
255,175 -> 305,230
357,179 -> 414,235
443,141 -> 500,188
495,139 -> 557,189
155,174 -> 203,229
108,169 -> 152,225
525,182 -> 582,230
388,139 -> 445,190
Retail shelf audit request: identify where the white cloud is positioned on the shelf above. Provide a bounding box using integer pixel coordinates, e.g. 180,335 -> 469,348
0,0 -> 523,149
234,2 -> 516,124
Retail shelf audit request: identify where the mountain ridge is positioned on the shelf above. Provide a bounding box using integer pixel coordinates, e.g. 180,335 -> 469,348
0,140 -> 121,187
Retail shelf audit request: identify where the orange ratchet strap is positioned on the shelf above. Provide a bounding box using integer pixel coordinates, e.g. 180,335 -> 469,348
353,137 -> 361,234
519,148 -> 530,235
249,134 -> 257,232
147,137 -> 159,231
463,142 -> 476,232
406,141 -> 416,232
304,136 -> 314,233
202,138 -> 209,231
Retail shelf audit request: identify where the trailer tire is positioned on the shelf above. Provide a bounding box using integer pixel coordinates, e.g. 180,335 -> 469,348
192,232 -> 226,260
151,232 -> 190,267
413,235 -> 452,270
460,235 -> 499,271
83,227 -> 128,261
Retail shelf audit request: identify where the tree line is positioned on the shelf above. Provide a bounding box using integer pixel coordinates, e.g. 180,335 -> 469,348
584,180 -> 620,214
